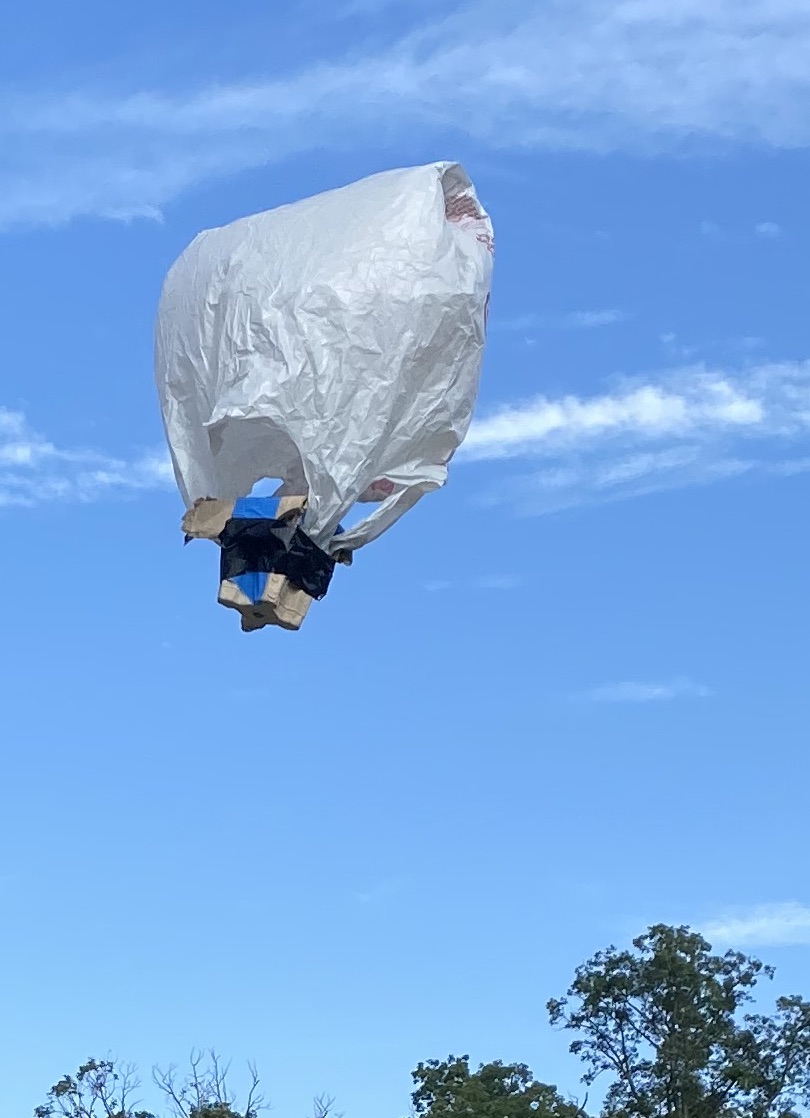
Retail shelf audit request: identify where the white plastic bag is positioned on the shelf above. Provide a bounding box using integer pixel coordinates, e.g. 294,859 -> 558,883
155,161 -> 493,552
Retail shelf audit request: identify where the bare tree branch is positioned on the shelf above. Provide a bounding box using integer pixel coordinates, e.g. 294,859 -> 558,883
243,1061 -> 265,1118
312,1093 -> 342,1118
152,1064 -> 190,1118
154,1051 -> 267,1118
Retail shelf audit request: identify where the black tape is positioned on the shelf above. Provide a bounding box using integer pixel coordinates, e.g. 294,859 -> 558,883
219,517 -> 336,600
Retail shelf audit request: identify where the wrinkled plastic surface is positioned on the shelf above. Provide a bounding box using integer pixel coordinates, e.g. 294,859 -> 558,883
155,162 -> 493,552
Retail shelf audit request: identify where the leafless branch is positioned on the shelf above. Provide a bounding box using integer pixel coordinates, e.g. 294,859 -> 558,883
153,1064 -> 190,1118
117,1063 -> 142,1115
312,1093 -> 342,1118
209,1050 -> 234,1105
244,1061 -> 266,1117
572,1091 -> 590,1117
154,1051 -> 267,1117
189,1049 -> 206,1113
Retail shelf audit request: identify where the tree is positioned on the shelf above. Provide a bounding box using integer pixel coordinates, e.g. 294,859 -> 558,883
548,923 -> 810,1118
153,1050 -> 263,1118
35,1058 -> 155,1118
407,1055 -> 586,1118
36,1053 -> 339,1118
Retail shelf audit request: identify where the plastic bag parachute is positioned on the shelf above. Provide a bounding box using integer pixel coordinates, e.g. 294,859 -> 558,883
155,162 -> 494,630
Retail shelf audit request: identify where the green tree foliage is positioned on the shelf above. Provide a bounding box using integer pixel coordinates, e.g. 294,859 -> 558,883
408,1055 -> 585,1118
548,923 -> 810,1118
32,927 -> 810,1118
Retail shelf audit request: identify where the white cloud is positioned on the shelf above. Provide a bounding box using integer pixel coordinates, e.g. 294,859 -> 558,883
755,221 -> 782,237
354,876 -> 408,906
704,903 -> 810,947
464,360 -> 810,513
659,332 -> 699,361
491,314 -> 544,334
563,309 -> 629,330
4,0 -> 810,226
0,406 -> 172,508
492,309 -> 628,334
334,0 -> 459,15
465,367 -> 778,459
473,575 -> 521,590
423,575 -> 520,592
576,678 -> 712,703
8,360 -> 809,519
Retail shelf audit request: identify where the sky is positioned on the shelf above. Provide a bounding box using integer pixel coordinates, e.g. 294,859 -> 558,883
1,0 -> 810,1115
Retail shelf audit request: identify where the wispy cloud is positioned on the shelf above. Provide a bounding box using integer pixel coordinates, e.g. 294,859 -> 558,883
466,368 -> 771,459
424,575 -> 520,592
704,903 -> 810,948
354,876 -> 408,906
492,314 -> 543,335
464,360 -> 810,513
755,221 -> 782,237
575,678 -> 712,703
563,309 -> 628,330
8,359 -> 810,518
494,309 -> 629,334
333,0 -> 460,15
5,0 -> 810,226
473,575 -> 521,591
661,332 -> 766,363
700,220 -> 783,240
0,406 -> 172,508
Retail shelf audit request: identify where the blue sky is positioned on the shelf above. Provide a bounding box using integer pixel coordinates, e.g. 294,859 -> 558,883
2,0 -> 810,1115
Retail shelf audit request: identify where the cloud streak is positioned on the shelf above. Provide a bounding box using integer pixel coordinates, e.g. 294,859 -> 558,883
493,309 -> 629,334
755,221 -> 782,237
465,360 -> 810,513
354,876 -> 408,906
575,678 -> 712,703
563,309 -> 629,330
6,357 -> 809,517
0,406 -> 172,508
424,575 -> 521,592
704,903 -> 810,948
4,0 -> 810,225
